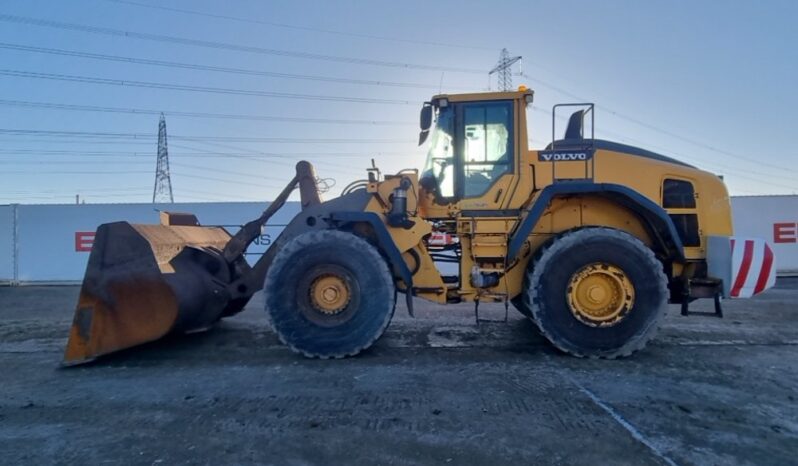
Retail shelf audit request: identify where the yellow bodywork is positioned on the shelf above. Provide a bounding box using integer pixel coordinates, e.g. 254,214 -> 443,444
361,89 -> 733,305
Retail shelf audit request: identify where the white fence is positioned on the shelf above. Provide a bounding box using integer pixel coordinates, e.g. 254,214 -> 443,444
0,196 -> 795,283
0,205 -> 14,283
731,196 -> 797,275
0,202 -> 299,284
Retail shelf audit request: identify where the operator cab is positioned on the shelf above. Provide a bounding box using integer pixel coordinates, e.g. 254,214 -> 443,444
419,93 -> 527,206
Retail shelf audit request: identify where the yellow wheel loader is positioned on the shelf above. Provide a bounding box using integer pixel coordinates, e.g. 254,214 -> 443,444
64,88 -> 776,365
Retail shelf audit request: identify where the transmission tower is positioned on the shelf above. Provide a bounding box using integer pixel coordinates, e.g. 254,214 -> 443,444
152,113 -> 174,203
489,48 -> 522,91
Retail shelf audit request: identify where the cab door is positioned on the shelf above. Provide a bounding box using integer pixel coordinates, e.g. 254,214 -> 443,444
455,100 -> 515,209
454,100 -> 518,273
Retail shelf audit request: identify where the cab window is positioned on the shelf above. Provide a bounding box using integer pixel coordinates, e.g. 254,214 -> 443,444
461,102 -> 513,198
662,179 -> 696,208
662,178 -> 700,247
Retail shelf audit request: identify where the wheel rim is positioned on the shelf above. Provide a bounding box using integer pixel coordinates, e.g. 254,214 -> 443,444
309,274 -> 351,315
567,262 -> 635,327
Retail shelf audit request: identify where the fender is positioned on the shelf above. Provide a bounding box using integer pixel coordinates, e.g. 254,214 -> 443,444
327,211 -> 415,315
507,182 -> 685,261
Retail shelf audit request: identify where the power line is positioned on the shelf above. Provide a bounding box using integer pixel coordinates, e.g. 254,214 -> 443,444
522,73 -> 794,174
0,193 -> 151,202
0,187 -> 150,194
0,160 -> 150,165
0,14 -> 780,184
3,134 -> 791,191
0,166 -> 288,191
0,69 -> 419,106
0,128 -> 413,144
171,161 -> 289,183
598,106 -> 792,173
102,0 -> 493,52
2,147 -> 794,190
533,106 -> 798,185
174,171 -> 285,190
0,42 -> 456,91
0,138 -> 155,145
0,148 -> 407,158
589,128 -> 798,187
0,14 -> 486,74
538,107 -> 798,188
0,25 -> 781,194
0,169 -> 151,175
0,148 -> 408,158
4,124 -> 790,188
169,142 -> 363,177
0,158 -> 313,180
0,99 -> 413,126
176,187 -> 251,202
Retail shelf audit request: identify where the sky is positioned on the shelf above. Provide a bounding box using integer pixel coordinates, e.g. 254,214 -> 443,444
0,0 -> 796,204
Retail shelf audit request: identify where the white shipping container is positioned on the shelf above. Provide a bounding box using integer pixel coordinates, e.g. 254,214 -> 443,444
731,196 -> 797,275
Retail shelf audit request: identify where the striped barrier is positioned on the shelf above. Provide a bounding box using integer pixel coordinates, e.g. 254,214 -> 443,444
729,238 -> 776,298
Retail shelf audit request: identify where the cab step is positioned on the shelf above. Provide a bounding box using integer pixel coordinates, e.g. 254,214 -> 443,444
473,295 -> 509,324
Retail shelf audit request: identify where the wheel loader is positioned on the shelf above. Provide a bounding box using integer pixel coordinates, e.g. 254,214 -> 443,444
63,87 -> 776,365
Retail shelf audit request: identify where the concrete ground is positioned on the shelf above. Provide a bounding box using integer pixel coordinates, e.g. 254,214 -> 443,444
0,281 -> 796,466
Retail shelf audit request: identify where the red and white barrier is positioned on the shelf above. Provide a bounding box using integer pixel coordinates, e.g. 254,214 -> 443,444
729,238 -> 776,298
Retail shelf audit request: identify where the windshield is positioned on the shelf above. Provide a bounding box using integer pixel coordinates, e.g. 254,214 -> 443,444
421,106 -> 455,198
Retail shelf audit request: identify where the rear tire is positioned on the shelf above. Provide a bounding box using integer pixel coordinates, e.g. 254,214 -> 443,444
511,295 -> 533,319
526,227 -> 668,358
264,230 -> 395,358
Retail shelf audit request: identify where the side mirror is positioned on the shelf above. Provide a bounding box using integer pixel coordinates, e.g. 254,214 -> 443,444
418,102 -> 432,146
420,102 -> 433,131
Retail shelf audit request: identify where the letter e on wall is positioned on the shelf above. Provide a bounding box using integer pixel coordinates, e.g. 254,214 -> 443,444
75,231 -> 95,252
773,223 -> 796,243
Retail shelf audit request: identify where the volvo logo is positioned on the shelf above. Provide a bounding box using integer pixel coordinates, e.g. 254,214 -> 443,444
538,150 -> 594,162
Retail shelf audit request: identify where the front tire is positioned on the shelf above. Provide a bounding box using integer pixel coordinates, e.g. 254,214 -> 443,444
526,228 -> 668,358
264,230 -> 395,358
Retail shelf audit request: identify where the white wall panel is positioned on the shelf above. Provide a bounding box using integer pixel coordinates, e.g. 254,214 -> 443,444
0,205 -> 14,282
731,196 -> 797,274
14,202 -> 299,282
2,195 -> 795,283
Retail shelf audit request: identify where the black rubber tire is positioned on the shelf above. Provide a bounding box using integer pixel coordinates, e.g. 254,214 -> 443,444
525,227 -> 668,358
512,234 -> 562,321
264,230 -> 395,358
511,295 -> 534,319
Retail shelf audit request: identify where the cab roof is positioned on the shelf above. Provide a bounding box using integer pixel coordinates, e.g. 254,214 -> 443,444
431,88 -> 534,104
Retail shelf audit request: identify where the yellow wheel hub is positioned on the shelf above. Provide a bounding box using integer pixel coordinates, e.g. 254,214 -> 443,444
309,274 -> 351,315
567,263 -> 635,326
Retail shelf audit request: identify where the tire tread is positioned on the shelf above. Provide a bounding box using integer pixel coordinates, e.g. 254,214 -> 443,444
525,227 -> 668,359
264,230 -> 395,359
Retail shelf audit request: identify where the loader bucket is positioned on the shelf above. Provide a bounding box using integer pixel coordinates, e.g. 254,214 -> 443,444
63,161 -> 322,365
63,219 -> 236,365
